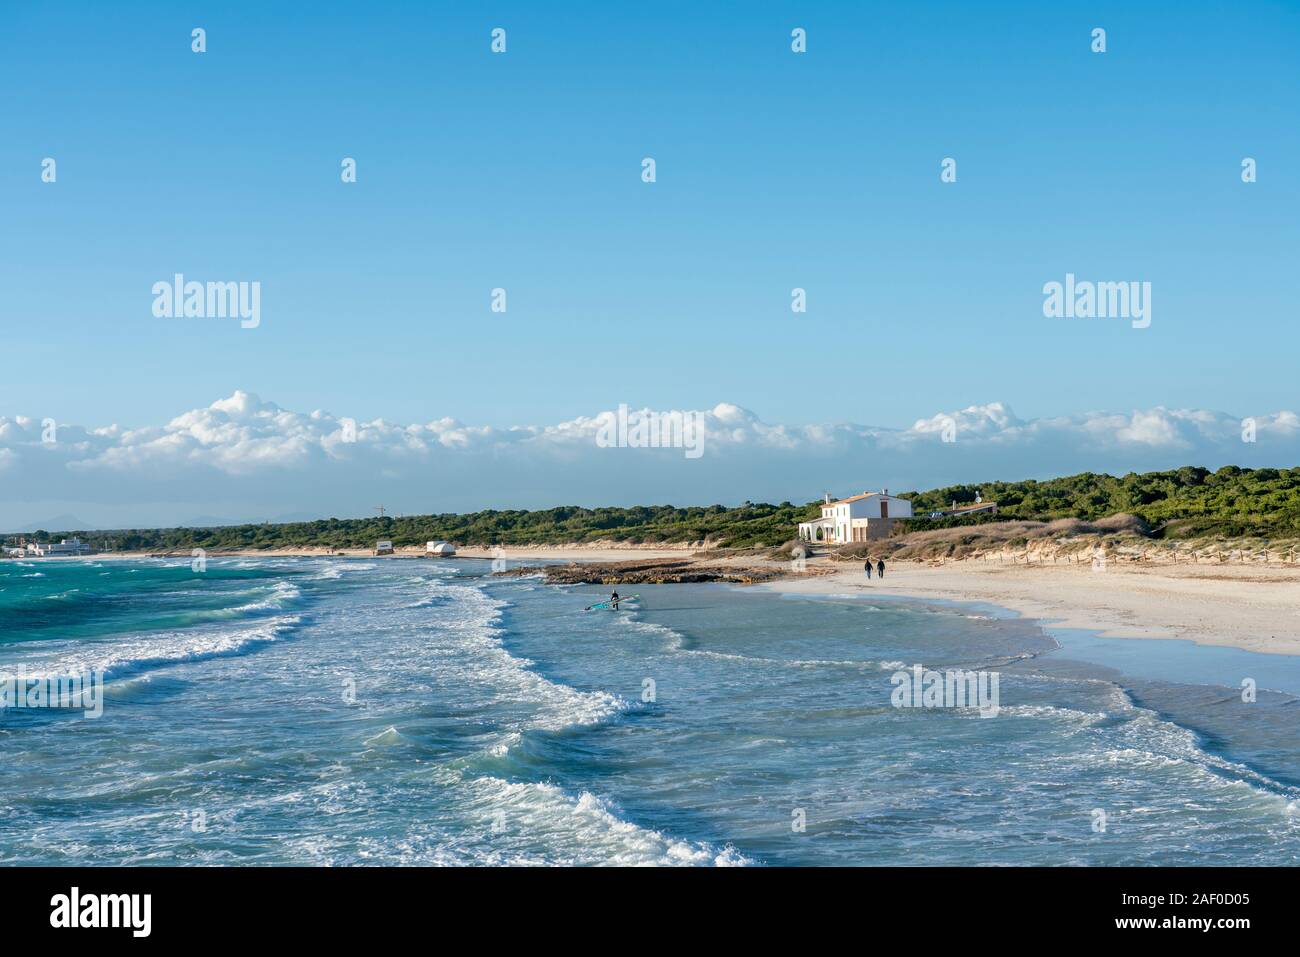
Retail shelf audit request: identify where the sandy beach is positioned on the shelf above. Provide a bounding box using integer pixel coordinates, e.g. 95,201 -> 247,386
455,545 -> 694,562
453,545 -> 1300,656
763,560 -> 1300,657
459,545 -> 1300,655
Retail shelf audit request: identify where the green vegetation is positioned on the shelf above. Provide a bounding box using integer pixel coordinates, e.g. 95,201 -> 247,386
13,502 -> 819,552
8,465 -> 1300,552
903,465 -> 1300,538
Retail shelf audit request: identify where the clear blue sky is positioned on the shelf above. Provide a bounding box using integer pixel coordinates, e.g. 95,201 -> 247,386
2,0 -> 1298,432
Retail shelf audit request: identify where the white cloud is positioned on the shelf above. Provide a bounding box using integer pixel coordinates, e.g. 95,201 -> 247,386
1,392 -> 1296,529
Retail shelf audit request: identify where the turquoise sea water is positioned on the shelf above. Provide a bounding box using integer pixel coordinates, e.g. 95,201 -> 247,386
2,557 -> 1298,865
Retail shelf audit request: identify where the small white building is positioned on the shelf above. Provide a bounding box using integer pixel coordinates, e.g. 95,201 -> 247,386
939,500 -> 999,519
426,541 -> 456,557
374,540 -> 394,556
26,537 -> 94,557
799,490 -> 913,544
927,493 -> 999,520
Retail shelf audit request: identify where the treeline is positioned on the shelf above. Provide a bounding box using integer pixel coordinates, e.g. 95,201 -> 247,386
12,465 -> 1300,552
31,502 -> 820,552
904,465 -> 1300,538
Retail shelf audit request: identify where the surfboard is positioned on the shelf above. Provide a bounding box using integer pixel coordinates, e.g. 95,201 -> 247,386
585,595 -> 639,608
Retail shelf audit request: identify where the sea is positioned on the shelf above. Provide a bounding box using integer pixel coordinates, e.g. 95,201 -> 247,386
2,556 -> 1299,866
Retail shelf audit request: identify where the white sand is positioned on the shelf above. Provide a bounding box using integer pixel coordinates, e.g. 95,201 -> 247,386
762,560 -> 1300,656
455,545 -> 695,561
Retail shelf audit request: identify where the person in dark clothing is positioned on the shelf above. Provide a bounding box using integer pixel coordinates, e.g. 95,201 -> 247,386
609,590 -> 621,607
863,561 -> 872,580
876,559 -> 885,579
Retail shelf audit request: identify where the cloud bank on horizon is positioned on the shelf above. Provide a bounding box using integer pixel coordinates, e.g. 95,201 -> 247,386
2,391 -> 1297,530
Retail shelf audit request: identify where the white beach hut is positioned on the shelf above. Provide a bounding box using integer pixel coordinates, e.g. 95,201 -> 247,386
426,541 -> 456,557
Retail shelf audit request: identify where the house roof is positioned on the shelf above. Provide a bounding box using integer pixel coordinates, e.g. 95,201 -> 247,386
950,501 -> 997,512
825,491 -> 907,506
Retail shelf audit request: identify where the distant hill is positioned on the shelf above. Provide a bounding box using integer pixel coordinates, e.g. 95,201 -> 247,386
5,514 -> 100,534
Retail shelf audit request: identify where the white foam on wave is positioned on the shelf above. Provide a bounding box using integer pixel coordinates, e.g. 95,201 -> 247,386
422,579 -> 628,734
619,616 -> 688,648
1014,679 -> 1300,805
364,726 -> 408,747
229,580 -> 302,614
1001,703 -> 1108,726
618,611 -> 872,670
274,766 -> 753,867
1105,702 -> 1293,799
463,775 -> 752,866
386,577 -> 743,865
406,575 -> 462,608
154,580 -> 303,625
22,614 -> 304,681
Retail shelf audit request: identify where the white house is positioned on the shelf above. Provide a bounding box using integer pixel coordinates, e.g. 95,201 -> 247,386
426,541 -> 456,557
798,490 -> 913,544
25,537 -> 94,557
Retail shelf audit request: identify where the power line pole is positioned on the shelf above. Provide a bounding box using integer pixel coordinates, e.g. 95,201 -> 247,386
374,505 -> 387,519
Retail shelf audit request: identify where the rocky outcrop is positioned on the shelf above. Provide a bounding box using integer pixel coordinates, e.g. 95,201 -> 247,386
493,558 -> 793,585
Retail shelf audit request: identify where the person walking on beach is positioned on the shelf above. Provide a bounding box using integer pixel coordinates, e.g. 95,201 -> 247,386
876,559 -> 885,579
863,560 -> 872,580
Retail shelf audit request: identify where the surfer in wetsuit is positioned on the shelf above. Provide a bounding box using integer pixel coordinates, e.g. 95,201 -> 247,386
609,590 -> 620,608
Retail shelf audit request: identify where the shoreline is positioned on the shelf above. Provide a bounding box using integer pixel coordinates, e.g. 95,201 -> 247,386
9,544 -> 1300,657
1,544 -> 699,562
759,560 -> 1300,657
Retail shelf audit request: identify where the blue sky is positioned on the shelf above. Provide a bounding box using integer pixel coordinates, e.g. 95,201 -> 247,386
2,1 -> 1298,525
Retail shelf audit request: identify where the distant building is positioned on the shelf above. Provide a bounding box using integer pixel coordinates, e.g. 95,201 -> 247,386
425,541 -> 456,557
931,496 -> 999,519
25,537 -> 94,557
799,490 -> 913,544
374,540 -> 394,556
